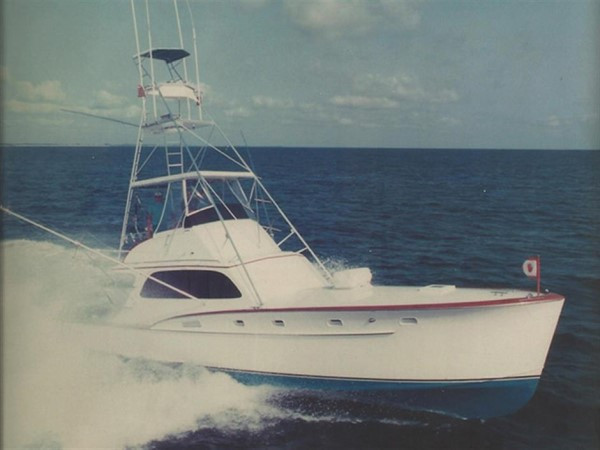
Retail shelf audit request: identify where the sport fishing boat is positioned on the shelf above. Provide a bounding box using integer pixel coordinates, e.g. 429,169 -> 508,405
44,0 -> 567,419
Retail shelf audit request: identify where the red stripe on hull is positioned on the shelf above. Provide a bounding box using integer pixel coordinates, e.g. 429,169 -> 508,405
156,292 -> 565,324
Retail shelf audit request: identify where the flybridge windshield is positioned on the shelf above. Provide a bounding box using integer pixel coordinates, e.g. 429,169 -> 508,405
184,203 -> 251,228
123,175 -> 257,246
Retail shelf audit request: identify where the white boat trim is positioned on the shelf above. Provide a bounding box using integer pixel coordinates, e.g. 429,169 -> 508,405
118,251 -> 305,270
131,170 -> 256,188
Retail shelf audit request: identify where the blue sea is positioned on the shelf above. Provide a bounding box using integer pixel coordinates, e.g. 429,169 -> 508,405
1,146 -> 599,449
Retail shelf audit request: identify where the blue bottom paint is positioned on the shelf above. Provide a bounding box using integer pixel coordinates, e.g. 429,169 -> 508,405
215,369 -> 539,419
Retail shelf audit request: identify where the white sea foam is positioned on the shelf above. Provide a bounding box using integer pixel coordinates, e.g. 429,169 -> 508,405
321,256 -> 354,274
2,239 -> 415,448
1,240 -> 281,448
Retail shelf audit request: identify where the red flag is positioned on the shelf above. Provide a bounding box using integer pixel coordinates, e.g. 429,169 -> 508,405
522,257 -> 538,278
522,256 -> 541,294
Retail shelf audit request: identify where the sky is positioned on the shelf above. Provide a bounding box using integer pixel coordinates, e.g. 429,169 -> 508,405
2,0 -> 599,149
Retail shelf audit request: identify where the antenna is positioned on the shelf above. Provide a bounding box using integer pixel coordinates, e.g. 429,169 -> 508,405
186,0 -> 203,121
131,0 -> 148,127
144,0 -> 158,120
173,0 -> 192,119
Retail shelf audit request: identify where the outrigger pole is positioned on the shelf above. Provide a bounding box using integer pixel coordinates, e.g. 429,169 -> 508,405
0,205 -> 203,302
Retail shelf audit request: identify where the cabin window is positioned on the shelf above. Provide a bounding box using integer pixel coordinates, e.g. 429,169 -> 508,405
140,270 -> 242,299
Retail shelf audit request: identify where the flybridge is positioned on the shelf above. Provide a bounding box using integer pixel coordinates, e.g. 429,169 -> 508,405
135,48 -> 201,108
134,47 -> 202,112
118,0 -> 333,285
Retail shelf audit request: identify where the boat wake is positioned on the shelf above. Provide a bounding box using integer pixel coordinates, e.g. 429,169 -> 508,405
3,240 -> 437,449
2,240 -> 273,447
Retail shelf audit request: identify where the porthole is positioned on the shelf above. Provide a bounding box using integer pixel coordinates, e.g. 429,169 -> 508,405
328,319 -> 343,327
273,320 -> 285,327
234,320 -> 245,327
400,317 -> 418,325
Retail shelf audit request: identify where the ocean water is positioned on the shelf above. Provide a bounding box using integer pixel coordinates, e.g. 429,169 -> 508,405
1,146 -> 599,449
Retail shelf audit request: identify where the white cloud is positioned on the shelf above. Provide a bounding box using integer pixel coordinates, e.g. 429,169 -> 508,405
298,102 -> 324,113
324,73 -> 458,117
355,73 -> 422,100
7,96 -> 141,127
285,0 -> 372,35
353,73 -> 459,104
313,109 -> 355,127
224,105 -> 252,118
16,80 -> 66,102
5,99 -> 61,114
94,90 -> 127,109
76,102 -> 141,120
283,0 -> 422,36
62,88 -> 140,121
252,95 -> 294,109
330,95 -> 399,109
5,78 -> 141,125
119,104 -> 142,119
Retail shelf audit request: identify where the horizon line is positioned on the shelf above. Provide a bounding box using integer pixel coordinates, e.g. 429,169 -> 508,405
1,143 -> 598,152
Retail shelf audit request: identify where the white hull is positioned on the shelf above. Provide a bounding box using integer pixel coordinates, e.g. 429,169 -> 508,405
75,293 -> 563,383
